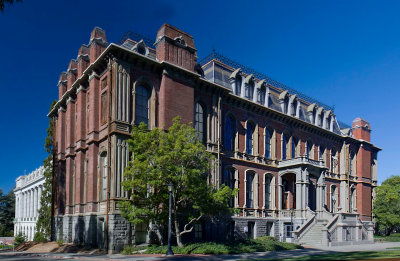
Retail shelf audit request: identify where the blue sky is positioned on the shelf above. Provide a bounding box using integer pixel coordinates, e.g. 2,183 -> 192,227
0,0 -> 398,193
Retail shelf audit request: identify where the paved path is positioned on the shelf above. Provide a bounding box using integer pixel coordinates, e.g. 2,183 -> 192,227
0,242 -> 399,260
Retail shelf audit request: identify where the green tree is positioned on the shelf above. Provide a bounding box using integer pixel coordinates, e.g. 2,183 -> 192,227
373,175 -> 400,236
121,117 -> 235,247
35,101 -> 57,240
0,189 -> 15,236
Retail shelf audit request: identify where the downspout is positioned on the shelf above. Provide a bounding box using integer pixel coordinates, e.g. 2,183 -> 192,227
217,93 -> 221,187
346,144 -> 350,213
105,58 -> 113,252
51,115 -> 57,241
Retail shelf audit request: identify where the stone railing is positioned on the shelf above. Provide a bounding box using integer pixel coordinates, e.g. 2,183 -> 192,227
278,157 -> 326,169
293,211 -> 317,241
323,213 -> 374,246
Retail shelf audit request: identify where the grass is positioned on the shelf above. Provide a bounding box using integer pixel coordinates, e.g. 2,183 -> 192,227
374,233 -> 400,242
252,250 -> 400,261
122,238 -> 302,255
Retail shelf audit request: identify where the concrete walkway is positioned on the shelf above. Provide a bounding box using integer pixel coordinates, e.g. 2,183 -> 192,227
1,242 -> 399,260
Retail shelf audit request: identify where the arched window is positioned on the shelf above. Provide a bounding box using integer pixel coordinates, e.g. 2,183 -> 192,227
194,102 -> 206,143
224,115 -> 236,151
246,171 -> 255,208
291,137 -> 298,158
245,81 -> 254,100
235,76 -> 242,95
264,175 -> 272,209
246,122 -> 255,154
265,128 -> 271,159
100,152 -> 107,201
135,85 -> 150,126
223,168 -> 235,207
282,134 -> 288,160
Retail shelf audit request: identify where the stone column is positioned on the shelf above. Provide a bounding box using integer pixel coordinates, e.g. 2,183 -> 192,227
33,188 -> 37,217
15,194 -> 19,220
277,175 -> 282,211
20,192 -> 26,219
38,186 -> 42,211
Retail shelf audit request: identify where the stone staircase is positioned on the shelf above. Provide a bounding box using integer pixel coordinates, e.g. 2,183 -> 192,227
297,221 -> 326,246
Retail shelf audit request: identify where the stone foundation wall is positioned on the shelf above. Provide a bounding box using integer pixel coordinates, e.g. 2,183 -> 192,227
54,214 -> 129,252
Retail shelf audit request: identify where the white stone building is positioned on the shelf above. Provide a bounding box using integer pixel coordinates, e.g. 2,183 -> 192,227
14,166 -> 45,241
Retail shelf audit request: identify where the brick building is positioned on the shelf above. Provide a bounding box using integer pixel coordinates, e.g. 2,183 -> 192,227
48,24 -> 380,252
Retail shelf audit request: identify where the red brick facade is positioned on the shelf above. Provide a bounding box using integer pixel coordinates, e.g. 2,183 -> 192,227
49,24 -> 380,250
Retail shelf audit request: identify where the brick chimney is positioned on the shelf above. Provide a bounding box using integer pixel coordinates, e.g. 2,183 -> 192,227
155,23 -> 197,72
89,27 -> 108,64
352,117 -> 371,141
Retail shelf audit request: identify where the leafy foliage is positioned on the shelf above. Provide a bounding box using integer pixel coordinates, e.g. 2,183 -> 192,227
373,175 -> 400,235
0,189 -> 15,237
121,117 -> 235,247
35,101 -> 57,240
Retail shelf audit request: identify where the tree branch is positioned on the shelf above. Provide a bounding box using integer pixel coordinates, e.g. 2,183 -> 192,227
179,215 -> 203,236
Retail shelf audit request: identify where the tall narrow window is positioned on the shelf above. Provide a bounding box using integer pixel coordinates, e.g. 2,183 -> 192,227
135,85 -> 150,126
282,134 -> 287,160
246,172 -> 254,208
245,81 -> 254,100
265,129 -> 271,159
194,102 -> 206,144
235,76 -> 242,95
292,100 -> 298,117
306,141 -> 313,159
319,146 -> 325,161
291,137 -> 297,158
331,185 -> 337,212
246,122 -> 254,154
223,168 -> 235,207
100,153 -> 107,201
331,149 -> 337,172
224,115 -> 235,151
257,87 -> 266,105
264,175 -> 272,209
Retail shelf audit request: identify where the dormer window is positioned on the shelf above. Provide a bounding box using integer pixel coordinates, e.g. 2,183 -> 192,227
257,86 -> 266,105
245,80 -> 254,100
235,76 -> 242,95
133,40 -> 149,56
137,45 -> 146,55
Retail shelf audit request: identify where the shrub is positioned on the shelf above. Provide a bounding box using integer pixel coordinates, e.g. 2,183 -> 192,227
121,245 -> 134,255
56,239 -> 64,247
257,236 -> 276,241
121,240 -> 303,255
14,233 -> 26,247
33,232 -> 48,243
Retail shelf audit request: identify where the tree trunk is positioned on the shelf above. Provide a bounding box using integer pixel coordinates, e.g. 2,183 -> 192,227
174,219 -> 183,247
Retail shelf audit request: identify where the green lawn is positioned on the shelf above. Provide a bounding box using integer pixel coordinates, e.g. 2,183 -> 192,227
252,250 -> 400,261
375,233 -> 400,242
122,238 -> 302,255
